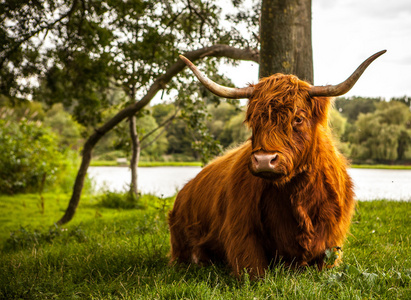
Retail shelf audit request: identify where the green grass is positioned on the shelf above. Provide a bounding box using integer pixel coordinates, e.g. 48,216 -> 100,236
351,164 -> 411,170
90,160 -> 202,167
0,193 -> 410,299
90,160 -> 119,166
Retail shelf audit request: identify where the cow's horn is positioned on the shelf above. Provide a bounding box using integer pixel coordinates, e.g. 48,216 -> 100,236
179,55 -> 254,99
309,50 -> 386,97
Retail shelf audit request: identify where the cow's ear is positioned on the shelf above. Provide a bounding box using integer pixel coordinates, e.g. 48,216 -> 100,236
310,96 -> 331,124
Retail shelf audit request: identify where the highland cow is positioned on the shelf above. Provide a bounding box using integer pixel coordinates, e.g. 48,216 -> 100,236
168,50 -> 386,277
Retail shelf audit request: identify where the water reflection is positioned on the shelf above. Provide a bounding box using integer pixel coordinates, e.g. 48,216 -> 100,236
348,168 -> 410,201
88,166 -> 411,201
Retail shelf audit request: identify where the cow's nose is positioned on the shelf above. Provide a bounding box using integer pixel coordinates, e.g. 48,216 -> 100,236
252,153 -> 279,172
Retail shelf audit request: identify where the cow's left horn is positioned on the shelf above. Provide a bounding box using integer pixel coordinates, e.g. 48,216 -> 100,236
309,50 -> 386,97
179,55 -> 254,99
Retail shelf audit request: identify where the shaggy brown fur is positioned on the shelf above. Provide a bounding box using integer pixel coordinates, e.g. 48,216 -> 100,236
168,74 -> 355,278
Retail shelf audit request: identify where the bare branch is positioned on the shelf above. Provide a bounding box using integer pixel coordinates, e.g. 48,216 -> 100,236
140,107 -> 180,145
141,126 -> 168,151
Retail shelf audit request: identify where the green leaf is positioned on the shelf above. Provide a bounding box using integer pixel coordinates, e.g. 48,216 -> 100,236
344,264 -> 361,276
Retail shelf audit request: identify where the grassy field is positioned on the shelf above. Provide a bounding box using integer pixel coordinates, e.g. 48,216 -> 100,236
90,161 -> 202,167
350,164 -> 411,170
0,193 -> 410,299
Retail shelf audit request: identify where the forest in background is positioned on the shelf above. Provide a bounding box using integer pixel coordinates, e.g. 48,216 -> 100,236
1,93 -> 411,167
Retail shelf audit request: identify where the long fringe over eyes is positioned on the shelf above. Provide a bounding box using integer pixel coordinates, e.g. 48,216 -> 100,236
246,75 -> 312,128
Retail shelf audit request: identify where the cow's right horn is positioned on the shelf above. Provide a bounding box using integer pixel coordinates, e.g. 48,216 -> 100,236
179,55 -> 254,99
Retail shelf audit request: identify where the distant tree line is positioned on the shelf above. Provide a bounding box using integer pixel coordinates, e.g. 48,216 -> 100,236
1,93 -> 410,194
93,100 -> 249,163
333,96 -> 411,163
96,95 -> 411,165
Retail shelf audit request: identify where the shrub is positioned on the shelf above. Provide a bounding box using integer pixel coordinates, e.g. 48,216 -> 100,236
0,119 -> 64,194
52,151 -> 93,194
97,190 -> 142,209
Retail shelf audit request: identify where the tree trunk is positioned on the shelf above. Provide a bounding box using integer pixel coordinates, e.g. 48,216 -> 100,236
57,132 -> 102,225
397,130 -> 409,161
129,115 -> 140,196
259,0 -> 313,83
56,44 -> 259,225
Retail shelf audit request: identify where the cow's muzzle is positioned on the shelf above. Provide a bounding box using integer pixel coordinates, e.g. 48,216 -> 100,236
251,153 -> 280,173
249,152 -> 286,180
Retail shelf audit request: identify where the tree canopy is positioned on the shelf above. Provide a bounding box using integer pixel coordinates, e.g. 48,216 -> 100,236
1,0 -> 258,124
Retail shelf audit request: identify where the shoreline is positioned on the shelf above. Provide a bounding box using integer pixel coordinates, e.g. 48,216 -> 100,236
90,160 -> 411,170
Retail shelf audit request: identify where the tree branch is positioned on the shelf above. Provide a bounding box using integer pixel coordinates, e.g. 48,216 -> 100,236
57,44 -> 259,225
90,44 -> 259,137
140,107 -> 180,144
141,126 -> 168,151
0,0 -> 79,68
140,108 -> 180,151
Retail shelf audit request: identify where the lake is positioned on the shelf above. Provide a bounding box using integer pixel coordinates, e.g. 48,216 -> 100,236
88,166 -> 411,201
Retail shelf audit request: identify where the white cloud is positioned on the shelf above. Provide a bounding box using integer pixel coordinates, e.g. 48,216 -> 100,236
311,0 -> 411,98
350,0 -> 411,19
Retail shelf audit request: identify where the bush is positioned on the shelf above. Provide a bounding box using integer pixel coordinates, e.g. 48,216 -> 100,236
52,151 -> 93,194
97,190 -> 142,209
0,119 -> 64,194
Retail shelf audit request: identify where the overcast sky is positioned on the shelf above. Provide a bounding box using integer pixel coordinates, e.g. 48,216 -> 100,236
221,0 -> 411,100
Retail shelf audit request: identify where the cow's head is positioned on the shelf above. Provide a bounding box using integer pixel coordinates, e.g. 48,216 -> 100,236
245,74 -> 323,183
180,50 -> 385,183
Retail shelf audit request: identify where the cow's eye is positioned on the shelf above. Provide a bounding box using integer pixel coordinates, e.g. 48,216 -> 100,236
294,116 -> 304,125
